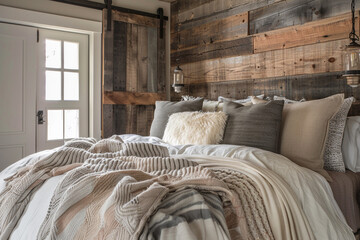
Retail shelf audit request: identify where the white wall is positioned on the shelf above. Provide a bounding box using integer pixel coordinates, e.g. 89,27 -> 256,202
0,0 -> 171,138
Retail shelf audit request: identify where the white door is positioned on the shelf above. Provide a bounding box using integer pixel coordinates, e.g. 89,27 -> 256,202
37,29 -> 89,151
0,23 -> 37,170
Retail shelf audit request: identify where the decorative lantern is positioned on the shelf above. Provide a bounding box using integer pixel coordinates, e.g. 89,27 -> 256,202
173,65 -> 184,93
343,0 -> 360,87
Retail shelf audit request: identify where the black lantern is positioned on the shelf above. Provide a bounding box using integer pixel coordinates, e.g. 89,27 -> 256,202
344,0 -> 360,87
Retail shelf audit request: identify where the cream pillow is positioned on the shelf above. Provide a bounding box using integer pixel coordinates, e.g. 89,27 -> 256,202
163,111 -> 228,145
280,94 -> 344,180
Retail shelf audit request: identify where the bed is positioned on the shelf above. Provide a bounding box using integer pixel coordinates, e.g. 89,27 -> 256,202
0,95 -> 359,240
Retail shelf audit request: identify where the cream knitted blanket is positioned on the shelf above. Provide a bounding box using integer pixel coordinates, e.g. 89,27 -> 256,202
0,138 -> 276,240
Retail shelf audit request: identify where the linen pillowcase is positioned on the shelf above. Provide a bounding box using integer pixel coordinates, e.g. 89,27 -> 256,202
323,97 -> 355,172
162,111 -> 228,145
279,94 -> 344,181
273,96 -> 306,103
342,116 -> 360,172
150,99 -> 204,138
222,100 -> 284,153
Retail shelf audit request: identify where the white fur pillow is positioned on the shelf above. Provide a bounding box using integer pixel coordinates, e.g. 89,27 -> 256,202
162,111 -> 228,145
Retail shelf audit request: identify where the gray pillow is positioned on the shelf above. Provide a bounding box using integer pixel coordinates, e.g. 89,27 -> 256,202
222,100 -> 284,153
150,98 -> 204,138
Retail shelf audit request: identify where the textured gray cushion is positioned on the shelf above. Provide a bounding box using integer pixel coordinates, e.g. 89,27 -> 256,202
150,99 -> 204,138
222,100 -> 284,153
324,97 -> 354,172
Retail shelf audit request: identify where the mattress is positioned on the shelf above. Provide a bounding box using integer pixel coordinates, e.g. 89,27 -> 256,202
328,170 -> 360,232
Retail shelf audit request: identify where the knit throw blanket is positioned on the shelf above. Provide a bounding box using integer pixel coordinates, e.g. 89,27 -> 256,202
0,138 -> 274,240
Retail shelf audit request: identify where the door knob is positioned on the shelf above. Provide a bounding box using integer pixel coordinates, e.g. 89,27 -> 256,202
37,110 -> 46,124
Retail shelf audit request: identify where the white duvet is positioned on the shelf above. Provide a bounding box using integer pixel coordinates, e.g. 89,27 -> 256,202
0,134 -> 355,240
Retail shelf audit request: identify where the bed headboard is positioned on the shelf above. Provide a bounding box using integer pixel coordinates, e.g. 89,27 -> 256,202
169,0 -> 360,116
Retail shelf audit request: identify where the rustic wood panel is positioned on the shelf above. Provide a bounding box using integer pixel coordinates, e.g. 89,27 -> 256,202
254,12 -> 359,53
249,0 -> 360,34
179,39 -> 346,84
171,0 -> 284,33
171,12 -> 248,51
104,91 -> 166,105
102,10 -> 166,138
171,36 -> 253,66
172,72 -> 360,101
170,0 -> 360,118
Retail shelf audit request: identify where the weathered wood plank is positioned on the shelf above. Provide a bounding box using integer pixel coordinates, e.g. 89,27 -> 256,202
174,72 -> 360,103
113,105 -> 127,135
126,24 -> 138,92
104,91 -> 166,105
172,0 -> 283,33
157,26 -> 167,94
171,36 -> 253,66
102,9 -> 114,138
249,0 -> 360,34
137,26 -> 148,92
180,39 -> 347,84
171,12 -> 248,51
102,9 -> 114,92
254,12 -> 358,53
113,21 -> 127,91
103,104 -> 114,138
147,27 -> 158,92
136,105 -> 147,135
112,9 -> 160,28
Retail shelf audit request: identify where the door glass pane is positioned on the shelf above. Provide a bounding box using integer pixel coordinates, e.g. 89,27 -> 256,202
64,41 -> 79,70
64,72 -> 79,101
64,109 -> 79,139
47,110 -> 63,140
45,71 -> 61,100
45,39 -> 61,68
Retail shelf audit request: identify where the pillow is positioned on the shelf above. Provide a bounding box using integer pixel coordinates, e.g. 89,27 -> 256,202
150,99 -> 204,138
64,137 -> 97,150
88,135 -> 124,153
218,94 -> 265,104
203,99 -> 220,112
279,94 -> 344,181
324,97 -> 355,172
273,96 -> 306,104
222,100 -> 284,153
162,111 -> 228,145
342,116 -> 360,172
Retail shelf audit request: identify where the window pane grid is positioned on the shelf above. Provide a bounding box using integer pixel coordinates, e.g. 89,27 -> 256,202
44,38 -> 81,141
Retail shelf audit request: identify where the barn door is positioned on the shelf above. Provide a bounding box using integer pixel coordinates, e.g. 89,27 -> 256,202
102,10 -> 166,138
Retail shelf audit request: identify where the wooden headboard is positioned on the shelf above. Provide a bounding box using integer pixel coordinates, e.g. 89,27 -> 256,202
170,0 -> 360,116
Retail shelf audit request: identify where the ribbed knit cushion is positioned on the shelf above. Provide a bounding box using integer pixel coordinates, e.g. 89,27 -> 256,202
324,97 -> 355,172
163,111 -> 228,145
222,100 -> 284,153
150,99 -> 204,138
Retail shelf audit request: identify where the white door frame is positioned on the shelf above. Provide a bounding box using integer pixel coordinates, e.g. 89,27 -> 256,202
0,5 -> 102,140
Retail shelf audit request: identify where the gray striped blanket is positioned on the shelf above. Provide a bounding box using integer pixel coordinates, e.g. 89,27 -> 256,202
0,137 -> 274,240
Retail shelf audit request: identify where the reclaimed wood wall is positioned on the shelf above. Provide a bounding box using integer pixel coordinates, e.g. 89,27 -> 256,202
170,0 -> 360,114
102,10 -> 166,138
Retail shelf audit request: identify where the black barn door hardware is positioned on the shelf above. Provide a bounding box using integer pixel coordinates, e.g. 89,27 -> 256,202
50,0 -> 168,22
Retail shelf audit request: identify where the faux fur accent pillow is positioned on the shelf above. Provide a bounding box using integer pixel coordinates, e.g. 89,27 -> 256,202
162,112 -> 228,145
